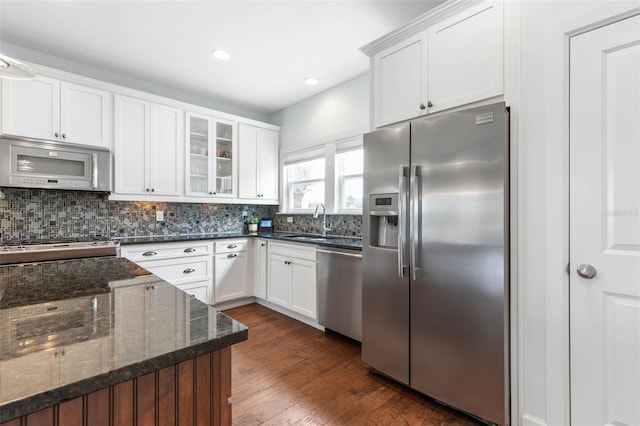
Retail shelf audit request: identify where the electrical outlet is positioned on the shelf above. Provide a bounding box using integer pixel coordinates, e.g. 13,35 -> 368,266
287,216 -> 293,223
156,210 -> 164,222
0,190 -> 4,200
242,210 -> 248,218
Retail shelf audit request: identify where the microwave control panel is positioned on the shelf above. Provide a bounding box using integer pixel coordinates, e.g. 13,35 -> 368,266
10,176 -> 89,189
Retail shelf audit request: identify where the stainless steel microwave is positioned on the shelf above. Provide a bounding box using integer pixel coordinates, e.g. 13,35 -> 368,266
0,137 -> 112,192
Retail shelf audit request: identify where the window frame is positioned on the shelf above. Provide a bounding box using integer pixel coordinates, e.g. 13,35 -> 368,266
335,146 -> 363,213
282,153 -> 326,213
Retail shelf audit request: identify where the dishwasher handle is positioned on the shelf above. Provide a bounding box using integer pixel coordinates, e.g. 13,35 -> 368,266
316,249 -> 362,258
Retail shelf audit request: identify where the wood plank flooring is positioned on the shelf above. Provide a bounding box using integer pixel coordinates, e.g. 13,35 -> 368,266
223,304 -> 484,426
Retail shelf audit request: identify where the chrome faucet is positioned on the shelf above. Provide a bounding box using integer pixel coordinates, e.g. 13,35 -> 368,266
313,203 -> 332,237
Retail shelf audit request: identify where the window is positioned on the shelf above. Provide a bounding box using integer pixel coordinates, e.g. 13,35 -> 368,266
336,148 -> 363,210
281,135 -> 363,213
284,157 -> 325,210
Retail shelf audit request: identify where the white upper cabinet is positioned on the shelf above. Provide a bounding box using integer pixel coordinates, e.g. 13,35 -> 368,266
114,95 -> 182,196
1,76 -> 110,147
185,112 -> 236,198
366,0 -> 504,127
427,1 -> 503,113
372,33 -> 428,127
238,123 -> 279,203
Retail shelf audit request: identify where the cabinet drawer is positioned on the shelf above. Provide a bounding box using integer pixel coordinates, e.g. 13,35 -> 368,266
121,241 -> 213,261
215,239 -> 247,254
268,241 -> 316,261
140,258 -> 212,285
177,281 -> 210,305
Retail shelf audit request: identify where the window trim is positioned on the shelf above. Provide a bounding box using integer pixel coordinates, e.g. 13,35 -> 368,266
282,151 -> 326,213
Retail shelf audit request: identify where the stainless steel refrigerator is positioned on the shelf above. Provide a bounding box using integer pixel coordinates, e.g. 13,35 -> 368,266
362,102 -> 509,425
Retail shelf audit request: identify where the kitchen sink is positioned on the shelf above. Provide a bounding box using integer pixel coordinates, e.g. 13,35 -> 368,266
279,234 -> 342,243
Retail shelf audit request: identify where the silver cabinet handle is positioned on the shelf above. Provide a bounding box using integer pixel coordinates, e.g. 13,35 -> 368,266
317,249 -> 362,258
227,253 -> 237,258
419,103 -> 426,110
142,251 -> 157,256
227,244 -> 237,249
409,164 -> 421,280
398,165 -> 408,278
427,100 -> 433,108
55,132 -> 60,138
62,133 -> 66,139
576,264 -> 597,279
184,248 -> 196,253
183,268 -> 195,274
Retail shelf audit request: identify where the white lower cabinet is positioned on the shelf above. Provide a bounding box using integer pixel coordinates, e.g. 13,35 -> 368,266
120,241 -> 213,305
214,240 -> 248,303
110,276 -> 185,367
253,239 -> 268,299
267,241 -> 317,320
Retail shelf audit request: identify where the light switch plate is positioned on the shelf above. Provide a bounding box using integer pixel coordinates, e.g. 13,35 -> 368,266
287,216 -> 293,223
156,210 -> 164,222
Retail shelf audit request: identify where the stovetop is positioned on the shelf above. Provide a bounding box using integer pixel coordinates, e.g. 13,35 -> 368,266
0,237 -> 120,265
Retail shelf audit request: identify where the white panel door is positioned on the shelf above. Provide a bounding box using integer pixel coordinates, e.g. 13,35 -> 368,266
60,82 -> 110,147
238,123 -> 258,199
290,258 -> 317,319
257,128 -> 279,201
149,104 -> 181,196
268,254 -> 291,308
114,95 -> 148,194
570,15 -> 640,426
214,252 -> 248,303
1,75 -> 60,140
372,32 -> 427,127
427,1 -> 503,113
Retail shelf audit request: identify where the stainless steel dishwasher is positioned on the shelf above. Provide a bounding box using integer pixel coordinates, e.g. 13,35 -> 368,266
317,247 -> 362,342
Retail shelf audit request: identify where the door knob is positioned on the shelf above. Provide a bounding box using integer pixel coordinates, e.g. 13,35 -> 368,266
576,264 -> 597,279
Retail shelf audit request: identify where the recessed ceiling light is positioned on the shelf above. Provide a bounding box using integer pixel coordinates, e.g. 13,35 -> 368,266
211,50 -> 231,61
304,77 -> 318,86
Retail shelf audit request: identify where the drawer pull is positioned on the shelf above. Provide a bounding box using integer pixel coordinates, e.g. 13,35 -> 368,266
190,294 -> 196,298
184,248 -> 196,253
142,251 -> 157,257
227,244 -> 237,249
227,253 -> 238,258
183,268 -> 196,274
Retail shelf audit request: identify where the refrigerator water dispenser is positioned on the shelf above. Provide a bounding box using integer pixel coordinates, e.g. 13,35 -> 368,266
368,193 -> 399,249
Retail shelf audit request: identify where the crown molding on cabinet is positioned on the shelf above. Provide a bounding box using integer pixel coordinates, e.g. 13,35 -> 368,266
359,0 -> 484,57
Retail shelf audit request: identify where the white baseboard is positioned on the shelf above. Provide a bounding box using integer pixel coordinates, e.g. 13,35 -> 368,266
255,299 -> 325,331
522,413 -> 547,426
213,297 -> 256,311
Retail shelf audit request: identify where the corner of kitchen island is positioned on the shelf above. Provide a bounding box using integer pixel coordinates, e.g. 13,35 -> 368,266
0,257 -> 248,425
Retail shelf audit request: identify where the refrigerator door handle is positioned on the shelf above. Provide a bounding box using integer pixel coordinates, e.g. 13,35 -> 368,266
398,165 -> 408,278
410,164 -> 421,280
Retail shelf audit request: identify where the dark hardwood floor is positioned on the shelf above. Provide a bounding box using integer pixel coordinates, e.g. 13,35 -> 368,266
223,304 -> 484,426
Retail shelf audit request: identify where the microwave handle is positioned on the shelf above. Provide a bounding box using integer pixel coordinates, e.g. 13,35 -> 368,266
91,154 -> 98,189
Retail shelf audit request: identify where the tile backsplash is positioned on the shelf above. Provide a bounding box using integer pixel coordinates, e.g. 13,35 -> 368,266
0,188 -> 277,241
0,188 -> 362,241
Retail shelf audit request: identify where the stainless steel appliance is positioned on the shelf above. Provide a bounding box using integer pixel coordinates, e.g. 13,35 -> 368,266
0,237 -> 120,265
317,247 -> 362,341
0,137 -> 112,192
362,102 -> 509,425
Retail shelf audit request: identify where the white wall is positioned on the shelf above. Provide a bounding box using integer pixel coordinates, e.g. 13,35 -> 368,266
270,73 -> 369,151
514,2 -> 639,425
1,42 -> 270,123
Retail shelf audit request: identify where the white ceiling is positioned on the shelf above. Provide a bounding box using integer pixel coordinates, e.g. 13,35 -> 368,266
0,1 -> 444,116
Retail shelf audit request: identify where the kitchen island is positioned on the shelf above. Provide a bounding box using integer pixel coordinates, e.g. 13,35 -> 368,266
0,257 -> 248,425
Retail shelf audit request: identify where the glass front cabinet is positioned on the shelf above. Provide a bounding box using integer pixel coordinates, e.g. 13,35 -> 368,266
186,112 -> 235,198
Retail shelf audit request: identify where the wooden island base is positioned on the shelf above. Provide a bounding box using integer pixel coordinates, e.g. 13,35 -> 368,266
1,347 -> 231,426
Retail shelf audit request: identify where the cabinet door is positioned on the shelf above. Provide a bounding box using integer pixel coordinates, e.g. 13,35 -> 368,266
60,82 -> 110,147
186,112 -> 213,197
114,95 -> 149,194
253,240 -> 268,299
1,75 -> 60,140
238,123 -> 258,199
214,120 -> 235,197
59,338 -> 109,386
0,349 -> 57,402
372,33 -> 427,127
149,103 -> 181,196
112,283 -> 147,367
147,283 -> 182,357
290,258 -> 317,319
214,252 -> 248,303
427,1 -> 503,113
257,128 -> 279,201
268,253 -> 291,308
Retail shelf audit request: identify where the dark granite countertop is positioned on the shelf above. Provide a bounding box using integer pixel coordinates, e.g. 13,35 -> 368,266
116,231 -> 362,251
0,257 -> 248,422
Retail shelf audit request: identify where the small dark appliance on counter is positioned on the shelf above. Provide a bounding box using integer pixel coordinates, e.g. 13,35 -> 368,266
258,218 -> 273,233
